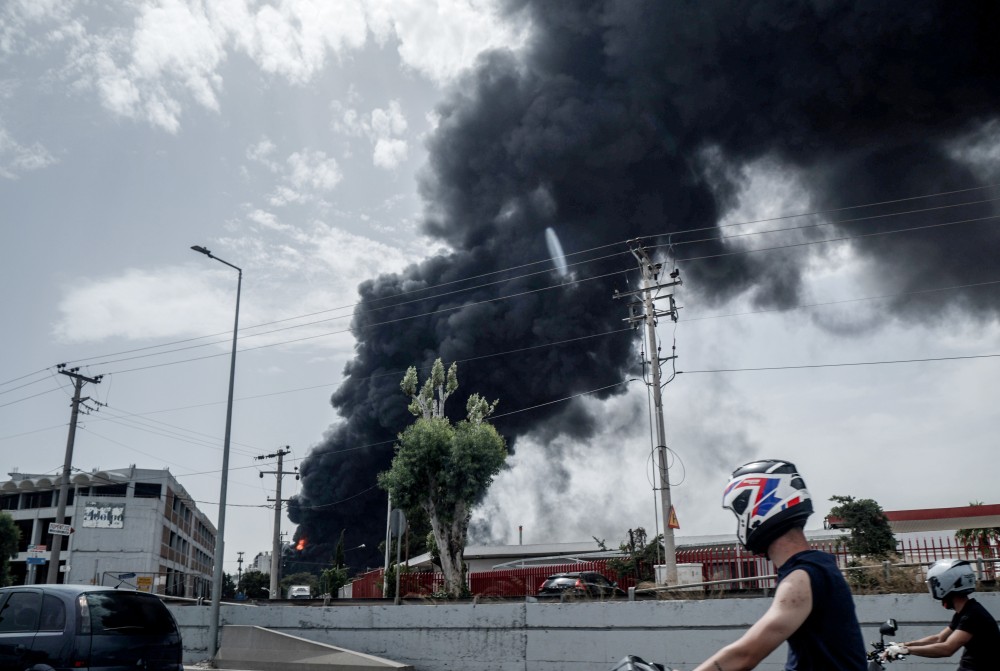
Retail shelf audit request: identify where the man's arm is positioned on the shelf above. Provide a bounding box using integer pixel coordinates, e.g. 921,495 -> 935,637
690,569 -> 812,671
903,627 -> 951,647
903,628 -> 970,658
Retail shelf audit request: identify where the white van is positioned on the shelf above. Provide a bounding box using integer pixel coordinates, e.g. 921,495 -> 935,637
287,585 -> 312,599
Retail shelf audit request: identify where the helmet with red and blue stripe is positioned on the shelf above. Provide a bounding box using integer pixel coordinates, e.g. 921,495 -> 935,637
722,459 -> 813,555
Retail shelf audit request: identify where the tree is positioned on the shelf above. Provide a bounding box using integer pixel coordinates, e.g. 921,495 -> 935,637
603,527 -> 663,584
239,570 -> 271,598
320,566 -> 349,597
829,495 -> 897,558
955,501 -> 1000,578
222,572 -> 237,598
0,512 -> 19,587
378,359 -> 507,598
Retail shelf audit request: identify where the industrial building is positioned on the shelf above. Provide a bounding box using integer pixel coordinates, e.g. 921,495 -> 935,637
1,466 -> 216,597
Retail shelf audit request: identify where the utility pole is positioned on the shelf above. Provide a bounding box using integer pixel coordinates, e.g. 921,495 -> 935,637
236,551 -> 244,597
614,239 -> 681,585
256,447 -> 295,600
48,365 -> 102,584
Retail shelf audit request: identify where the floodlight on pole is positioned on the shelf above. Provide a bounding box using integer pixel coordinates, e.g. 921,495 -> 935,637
191,244 -> 242,660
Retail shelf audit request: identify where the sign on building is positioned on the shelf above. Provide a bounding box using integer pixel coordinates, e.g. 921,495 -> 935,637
83,501 -> 125,528
48,522 -> 72,536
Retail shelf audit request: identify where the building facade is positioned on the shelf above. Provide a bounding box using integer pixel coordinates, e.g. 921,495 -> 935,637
1,466 -> 216,597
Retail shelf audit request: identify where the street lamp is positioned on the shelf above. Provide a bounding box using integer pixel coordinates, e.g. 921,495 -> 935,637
190,244 -> 241,660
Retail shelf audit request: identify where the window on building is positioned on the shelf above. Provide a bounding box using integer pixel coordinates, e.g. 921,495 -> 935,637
90,484 -> 127,498
133,483 -> 162,499
21,491 -> 53,509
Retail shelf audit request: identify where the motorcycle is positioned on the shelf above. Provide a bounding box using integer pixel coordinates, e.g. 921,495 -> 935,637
867,618 -> 907,671
609,655 -> 666,671
610,617 -> 905,671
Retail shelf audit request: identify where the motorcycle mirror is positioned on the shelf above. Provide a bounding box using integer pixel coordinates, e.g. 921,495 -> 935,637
879,618 -> 898,636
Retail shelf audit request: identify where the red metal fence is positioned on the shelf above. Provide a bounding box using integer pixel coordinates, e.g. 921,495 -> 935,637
348,560 -> 635,598
346,536 -> 999,598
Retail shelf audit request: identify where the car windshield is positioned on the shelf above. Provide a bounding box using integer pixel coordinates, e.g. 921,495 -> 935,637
85,592 -> 176,636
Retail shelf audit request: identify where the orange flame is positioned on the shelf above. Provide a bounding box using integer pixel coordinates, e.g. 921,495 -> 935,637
295,538 -> 306,551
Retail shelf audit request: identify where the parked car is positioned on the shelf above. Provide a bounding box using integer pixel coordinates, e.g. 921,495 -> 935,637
287,585 -> 312,599
0,584 -> 183,671
536,571 -> 626,598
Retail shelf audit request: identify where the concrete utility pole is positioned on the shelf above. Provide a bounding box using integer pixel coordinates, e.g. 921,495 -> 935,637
614,239 -> 681,585
256,447 -> 294,599
48,366 -> 102,584
236,551 -> 244,596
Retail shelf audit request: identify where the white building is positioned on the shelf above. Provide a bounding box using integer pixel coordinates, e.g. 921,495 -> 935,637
251,550 -> 271,573
1,466 -> 216,597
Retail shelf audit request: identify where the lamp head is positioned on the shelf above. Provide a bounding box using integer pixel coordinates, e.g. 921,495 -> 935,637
191,245 -> 212,257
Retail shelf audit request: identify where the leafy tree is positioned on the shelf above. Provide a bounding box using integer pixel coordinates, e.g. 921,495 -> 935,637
596,528 -> 663,583
829,495 -> 897,559
239,570 -> 270,598
955,501 -> 1000,577
222,572 -> 237,598
378,359 -> 507,598
0,512 -> 19,587
279,570 -> 318,598
320,566 -> 349,597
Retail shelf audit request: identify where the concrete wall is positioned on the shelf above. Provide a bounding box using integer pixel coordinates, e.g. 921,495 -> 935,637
170,593 -> 1000,671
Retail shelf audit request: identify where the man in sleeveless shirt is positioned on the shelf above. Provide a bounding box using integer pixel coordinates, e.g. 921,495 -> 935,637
882,558 -> 1000,671
687,459 -> 867,671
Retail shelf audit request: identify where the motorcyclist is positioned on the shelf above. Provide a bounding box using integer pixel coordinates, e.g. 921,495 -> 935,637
881,558 -> 1000,670
689,459 -> 867,671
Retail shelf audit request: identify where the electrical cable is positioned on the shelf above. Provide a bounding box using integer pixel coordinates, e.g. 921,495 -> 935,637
38,185 -> 1000,376
677,352 -> 1000,374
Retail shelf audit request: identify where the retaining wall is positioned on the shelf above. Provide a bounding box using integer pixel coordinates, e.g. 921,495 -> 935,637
169,593 -> 1000,671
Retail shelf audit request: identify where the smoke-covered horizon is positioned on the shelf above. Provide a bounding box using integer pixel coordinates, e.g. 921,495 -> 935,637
288,1 -> 1000,569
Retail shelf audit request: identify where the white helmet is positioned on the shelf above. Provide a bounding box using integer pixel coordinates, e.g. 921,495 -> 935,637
926,559 -> 976,601
722,459 -> 813,555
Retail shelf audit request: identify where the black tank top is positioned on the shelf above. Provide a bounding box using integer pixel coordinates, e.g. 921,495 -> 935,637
776,550 -> 866,670
949,598 -> 1000,670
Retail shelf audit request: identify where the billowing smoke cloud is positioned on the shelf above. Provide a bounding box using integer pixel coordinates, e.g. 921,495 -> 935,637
289,1 -> 1000,568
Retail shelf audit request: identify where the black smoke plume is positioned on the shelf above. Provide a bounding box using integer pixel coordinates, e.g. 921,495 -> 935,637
288,1 -> 1000,569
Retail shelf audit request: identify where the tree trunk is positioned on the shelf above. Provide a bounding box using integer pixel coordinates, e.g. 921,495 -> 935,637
426,500 -> 468,598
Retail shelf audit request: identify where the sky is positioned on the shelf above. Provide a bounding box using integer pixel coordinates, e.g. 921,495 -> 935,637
2,1 -> 999,579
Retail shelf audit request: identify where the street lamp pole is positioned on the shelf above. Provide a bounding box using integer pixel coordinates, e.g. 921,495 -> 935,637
191,245 -> 241,660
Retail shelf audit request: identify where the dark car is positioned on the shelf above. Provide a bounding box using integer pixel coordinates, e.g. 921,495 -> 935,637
536,571 -> 625,598
0,584 -> 183,671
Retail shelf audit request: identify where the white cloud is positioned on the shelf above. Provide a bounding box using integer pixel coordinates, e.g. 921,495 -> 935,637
372,137 -> 407,169
244,138 -> 343,204
333,99 -> 410,169
0,125 -> 58,179
54,217 -> 418,352
54,267 -> 235,342
246,136 -> 280,171
365,0 -> 529,83
286,149 -> 341,191
15,0 -> 527,132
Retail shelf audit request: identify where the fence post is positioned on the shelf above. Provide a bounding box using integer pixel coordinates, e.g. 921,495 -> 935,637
883,560 -> 890,582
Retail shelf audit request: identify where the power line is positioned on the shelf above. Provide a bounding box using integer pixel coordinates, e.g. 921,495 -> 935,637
682,279 -> 1000,323
83,207 -> 1000,377
0,386 -> 62,409
37,185 -> 1000,376
677,353 -> 1000,374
